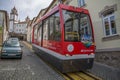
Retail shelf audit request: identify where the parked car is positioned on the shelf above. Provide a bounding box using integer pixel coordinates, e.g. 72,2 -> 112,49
0,38 -> 22,59
8,37 -> 19,41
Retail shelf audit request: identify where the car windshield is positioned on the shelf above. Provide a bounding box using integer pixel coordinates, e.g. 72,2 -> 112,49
8,38 -> 19,41
4,40 -> 20,47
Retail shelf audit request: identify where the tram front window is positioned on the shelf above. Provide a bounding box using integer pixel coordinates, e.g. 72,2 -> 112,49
63,10 -> 93,42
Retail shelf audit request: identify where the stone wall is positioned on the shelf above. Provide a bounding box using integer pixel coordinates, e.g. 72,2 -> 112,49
95,50 -> 120,69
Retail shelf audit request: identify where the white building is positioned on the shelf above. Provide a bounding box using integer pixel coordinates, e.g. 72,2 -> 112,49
9,7 -> 30,40
9,7 -> 18,32
14,22 -> 27,34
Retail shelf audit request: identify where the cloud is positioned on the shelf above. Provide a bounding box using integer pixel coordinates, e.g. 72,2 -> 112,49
12,0 -> 52,21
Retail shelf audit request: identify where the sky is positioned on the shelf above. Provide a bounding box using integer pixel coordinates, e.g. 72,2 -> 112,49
0,0 -> 53,21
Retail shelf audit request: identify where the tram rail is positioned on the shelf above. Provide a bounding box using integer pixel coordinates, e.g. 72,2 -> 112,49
62,71 -> 102,80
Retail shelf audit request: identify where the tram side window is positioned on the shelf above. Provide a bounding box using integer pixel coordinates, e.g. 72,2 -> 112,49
43,20 -> 49,40
37,23 -> 42,42
49,15 -> 54,40
49,12 -> 61,41
54,12 -> 61,41
34,25 -> 38,41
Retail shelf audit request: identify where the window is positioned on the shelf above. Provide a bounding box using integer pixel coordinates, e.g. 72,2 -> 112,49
78,0 -> 85,7
103,13 -> 117,36
34,26 -> 38,40
49,15 -> 54,40
63,10 -> 93,42
43,20 -> 49,40
37,23 -> 42,42
54,12 -> 61,41
49,12 -> 61,41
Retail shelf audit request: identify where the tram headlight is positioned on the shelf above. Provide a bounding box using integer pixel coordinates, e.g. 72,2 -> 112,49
90,53 -> 94,55
65,54 -> 71,57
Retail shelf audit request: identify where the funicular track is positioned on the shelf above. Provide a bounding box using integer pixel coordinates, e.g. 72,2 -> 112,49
62,71 -> 102,80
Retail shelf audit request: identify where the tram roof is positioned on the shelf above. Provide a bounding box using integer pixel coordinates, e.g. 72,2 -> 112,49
34,4 -> 89,26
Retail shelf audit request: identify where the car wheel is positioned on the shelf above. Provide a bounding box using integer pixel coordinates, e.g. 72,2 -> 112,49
19,54 -> 22,59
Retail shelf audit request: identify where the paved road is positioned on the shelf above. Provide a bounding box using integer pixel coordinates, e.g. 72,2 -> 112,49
0,42 -> 64,80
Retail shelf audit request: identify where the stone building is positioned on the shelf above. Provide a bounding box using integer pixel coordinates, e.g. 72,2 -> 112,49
27,8 -> 47,43
9,7 -> 18,32
0,10 -> 9,45
9,7 -> 30,40
26,17 -> 36,43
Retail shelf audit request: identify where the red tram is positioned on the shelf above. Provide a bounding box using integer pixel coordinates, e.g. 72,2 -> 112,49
32,4 -> 95,73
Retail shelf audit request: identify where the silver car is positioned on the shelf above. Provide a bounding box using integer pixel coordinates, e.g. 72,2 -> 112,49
1,38 -> 22,59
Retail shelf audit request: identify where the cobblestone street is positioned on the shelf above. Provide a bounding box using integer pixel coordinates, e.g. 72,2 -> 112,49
0,42 -> 64,80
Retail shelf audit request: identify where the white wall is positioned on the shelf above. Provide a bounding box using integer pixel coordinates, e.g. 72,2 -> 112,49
14,23 -> 27,34
9,21 -> 13,32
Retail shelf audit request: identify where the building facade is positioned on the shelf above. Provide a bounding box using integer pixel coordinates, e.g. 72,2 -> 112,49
14,22 -> 27,34
26,20 -> 32,43
9,7 -> 30,40
27,8 -> 47,43
9,7 -> 18,32
27,17 -> 36,43
0,10 -> 9,45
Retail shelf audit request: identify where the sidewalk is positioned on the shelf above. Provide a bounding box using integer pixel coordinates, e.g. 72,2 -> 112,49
22,41 -> 32,49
